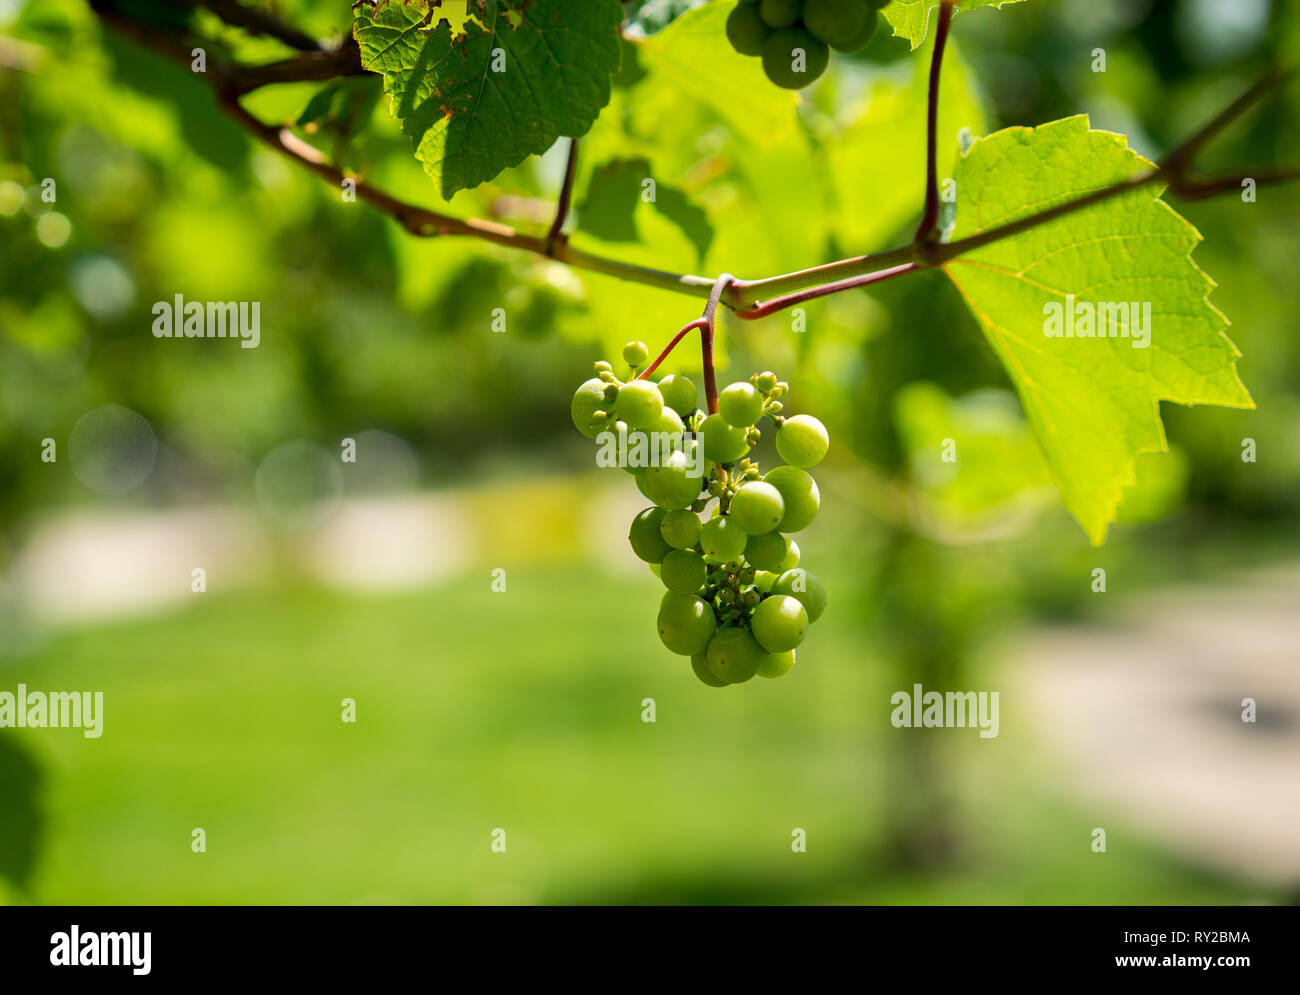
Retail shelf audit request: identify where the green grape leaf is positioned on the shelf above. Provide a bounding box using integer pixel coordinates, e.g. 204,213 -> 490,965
884,0 -> 1028,50
353,0 -> 624,197
578,157 -> 714,265
943,115 -> 1253,544
633,0 -> 799,148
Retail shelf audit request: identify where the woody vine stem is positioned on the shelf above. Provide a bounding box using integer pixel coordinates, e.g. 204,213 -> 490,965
90,0 -> 1300,383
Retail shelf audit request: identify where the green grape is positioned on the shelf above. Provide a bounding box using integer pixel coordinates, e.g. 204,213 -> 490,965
744,530 -> 790,572
762,28 -> 830,89
692,653 -> 729,687
753,569 -> 778,593
705,626 -> 764,684
775,413 -> 830,467
661,548 -> 708,594
658,374 -> 698,418
755,371 -> 778,393
779,539 -> 801,570
644,444 -> 708,510
649,562 -> 661,578
718,381 -> 764,426
615,379 -> 665,430
773,568 -> 827,622
758,0 -> 801,29
725,1 -> 771,56
701,412 -> 750,462
635,472 -> 655,503
700,516 -> 748,563
654,406 -> 686,445
629,507 -> 671,563
657,593 -> 718,656
750,594 -> 808,652
802,0 -> 868,48
830,7 -> 878,51
661,508 -> 703,549
757,648 -> 796,679
763,465 -> 820,531
623,340 -> 649,368
727,481 -> 786,535
571,378 -> 608,439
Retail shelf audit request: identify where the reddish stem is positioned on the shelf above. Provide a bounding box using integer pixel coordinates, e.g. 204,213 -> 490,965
914,1 -> 954,245
638,318 -> 708,381
733,263 -> 920,320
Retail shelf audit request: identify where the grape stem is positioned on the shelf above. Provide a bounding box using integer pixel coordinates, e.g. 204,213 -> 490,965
637,273 -> 735,415
913,0 -> 955,248
94,3 -> 1300,320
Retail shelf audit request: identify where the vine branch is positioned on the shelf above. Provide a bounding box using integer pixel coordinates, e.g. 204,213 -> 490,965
89,1 -> 1300,325
545,138 -> 580,258
914,0 -> 954,248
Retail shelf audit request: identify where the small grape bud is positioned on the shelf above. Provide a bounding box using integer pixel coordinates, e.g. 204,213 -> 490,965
598,370 -> 618,383
746,427 -> 761,445
742,589 -> 760,607
603,384 -> 619,403
594,360 -> 613,374
622,340 -> 649,368
756,371 -> 778,393
766,400 -> 783,415
739,568 -> 756,584
744,467 -> 760,480
718,589 -> 735,605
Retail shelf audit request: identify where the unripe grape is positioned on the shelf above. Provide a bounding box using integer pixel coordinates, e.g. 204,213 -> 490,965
727,480 -> 786,535
762,28 -> 830,89
718,381 -> 764,427
653,406 -> 686,446
661,548 -> 708,594
775,413 -> 830,467
755,371 -> 778,393
744,530 -> 790,572
700,516 -> 748,563
657,373 -> 698,418
623,340 -> 649,368
725,0 -> 771,56
763,465 -> 820,531
750,594 -> 808,652
692,653 -> 729,688
773,567 -> 827,622
615,379 -> 665,430
657,593 -> 717,656
644,445 -> 707,509
753,569 -> 778,593
802,0 -> 868,49
629,507 -> 671,563
701,413 -> 750,463
758,0 -> 801,29
571,378 -> 608,439
779,539 -> 801,570
830,7 -> 879,52
660,508 -> 702,549
757,648 -> 796,679
705,626 -> 764,684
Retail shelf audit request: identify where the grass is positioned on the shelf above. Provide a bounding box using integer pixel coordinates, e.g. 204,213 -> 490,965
0,562 -> 1278,905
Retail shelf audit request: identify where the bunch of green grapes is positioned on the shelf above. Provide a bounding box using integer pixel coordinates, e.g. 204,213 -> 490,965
725,0 -> 893,89
571,341 -> 830,688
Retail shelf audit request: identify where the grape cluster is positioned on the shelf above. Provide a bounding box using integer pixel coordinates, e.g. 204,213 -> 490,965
571,342 -> 830,688
726,0 -> 893,89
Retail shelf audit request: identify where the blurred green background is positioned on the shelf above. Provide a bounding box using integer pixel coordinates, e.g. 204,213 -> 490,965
0,0 -> 1297,905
